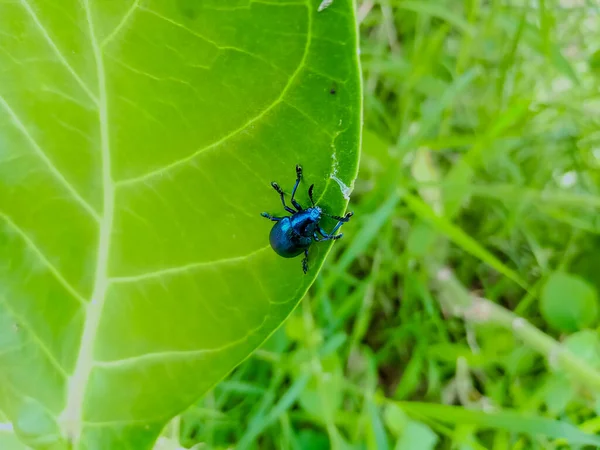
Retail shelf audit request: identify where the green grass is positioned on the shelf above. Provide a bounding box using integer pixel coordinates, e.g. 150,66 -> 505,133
166,1 -> 600,448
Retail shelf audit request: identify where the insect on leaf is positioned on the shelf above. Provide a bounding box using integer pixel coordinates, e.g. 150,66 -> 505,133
0,0 -> 361,447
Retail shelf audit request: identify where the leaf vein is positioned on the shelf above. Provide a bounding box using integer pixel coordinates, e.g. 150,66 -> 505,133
0,212 -> 87,304
138,6 -> 222,49
0,297 -> 68,378
61,0 -> 115,442
18,0 -> 98,104
138,7 -> 287,74
92,316 -> 269,369
202,0 -> 305,12
109,246 -> 270,284
0,95 -> 101,221
282,99 -> 334,136
100,0 -> 141,48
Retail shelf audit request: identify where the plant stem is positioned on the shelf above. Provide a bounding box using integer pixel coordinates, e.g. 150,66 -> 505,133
434,267 -> 600,393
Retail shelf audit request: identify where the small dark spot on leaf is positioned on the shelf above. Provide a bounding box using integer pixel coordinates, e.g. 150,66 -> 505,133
176,0 -> 199,19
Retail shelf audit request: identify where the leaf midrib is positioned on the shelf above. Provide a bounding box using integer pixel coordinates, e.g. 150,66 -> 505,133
59,0 -> 114,444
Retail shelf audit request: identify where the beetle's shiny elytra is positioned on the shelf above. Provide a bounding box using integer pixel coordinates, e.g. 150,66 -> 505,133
261,164 -> 353,274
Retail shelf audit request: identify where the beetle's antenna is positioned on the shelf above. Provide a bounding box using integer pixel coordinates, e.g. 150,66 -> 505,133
308,184 -> 316,206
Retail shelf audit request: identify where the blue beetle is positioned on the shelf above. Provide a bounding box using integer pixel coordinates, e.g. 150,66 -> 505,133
261,164 -> 353,273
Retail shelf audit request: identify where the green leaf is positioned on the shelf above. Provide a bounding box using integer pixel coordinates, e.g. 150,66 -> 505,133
0,0 -> 361,448
543,374 -> 575,416
295,351 -> 344,419
367,401 -> 390,450
398,401 -> 600,446
0,422 -> 28,450
590,49 -> 600,74
563,330 -> 600,368
384,404 -> 438,450
402,191 -> 527,288
393,0 -> 475,36
540,272 -> 599,332
296,429 -> 330,450
395,421 -> 438,450
384,403 -> 409,438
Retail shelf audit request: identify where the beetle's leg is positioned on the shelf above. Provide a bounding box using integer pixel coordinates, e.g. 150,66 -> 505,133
271,182 -> 296,214
290,164 -> 303,211
319,219 -> 347,239
261,212 -> 282,221
322,211 -> 354,236
308,184 -> 316,207
318,230 -> 343,241
313,232 -> 322,242
325,211 -> 354,223
302,248 -> 309,274
318,227 -> 343,241
328,220 -> 345,236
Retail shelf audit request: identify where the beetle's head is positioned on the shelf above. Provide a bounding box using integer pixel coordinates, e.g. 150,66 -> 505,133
309,206 -> 322,221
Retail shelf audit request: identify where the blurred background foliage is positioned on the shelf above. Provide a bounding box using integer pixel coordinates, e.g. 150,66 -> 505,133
170,0 -> 600,448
